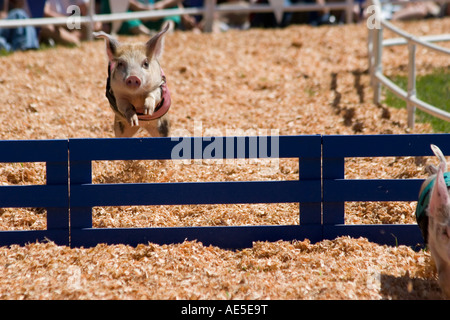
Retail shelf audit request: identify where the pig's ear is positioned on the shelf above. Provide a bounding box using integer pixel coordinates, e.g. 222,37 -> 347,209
429,166 -> 450,218
145,22 -> 171,59
93,31 -> 119,62
431,144 -> 448,172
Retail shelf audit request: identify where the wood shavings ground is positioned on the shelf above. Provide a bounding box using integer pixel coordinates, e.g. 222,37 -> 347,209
0,238 -> 442,299
0,18 -> 449,299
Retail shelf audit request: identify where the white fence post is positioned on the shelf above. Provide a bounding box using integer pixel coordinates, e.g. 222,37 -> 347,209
368,27 -> 374,86
407,42 -> 417,129
373,25 -> 383,105
345,0 -> 354,23
203,0 -> 217,33
87,0 -> 95,41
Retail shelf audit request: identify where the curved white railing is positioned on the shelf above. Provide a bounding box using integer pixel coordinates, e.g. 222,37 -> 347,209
367,0 -> 450,128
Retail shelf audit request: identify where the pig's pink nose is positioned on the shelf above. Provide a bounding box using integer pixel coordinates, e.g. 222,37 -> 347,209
126,76 -> 141,89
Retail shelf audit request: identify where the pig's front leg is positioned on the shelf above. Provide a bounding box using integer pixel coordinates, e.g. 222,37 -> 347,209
114,115 -> 140,137
117,98 -> 139,127
143,92 -> 158,115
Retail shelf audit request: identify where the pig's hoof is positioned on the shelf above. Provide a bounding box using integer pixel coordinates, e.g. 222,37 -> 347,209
128,114 -> 139,127
143,103 -> 155,115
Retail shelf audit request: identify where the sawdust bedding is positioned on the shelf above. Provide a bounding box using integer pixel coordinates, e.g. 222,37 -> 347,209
0,17 -> 449,299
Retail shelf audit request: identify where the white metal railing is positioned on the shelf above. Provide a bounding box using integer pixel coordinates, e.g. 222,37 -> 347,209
367,0 -> 450,128
0,0 -> 356,34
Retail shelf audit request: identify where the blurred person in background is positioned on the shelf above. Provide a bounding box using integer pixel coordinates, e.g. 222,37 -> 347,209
100,0 -> 183,35
392,0 -> 441,20
0,0 -> 39,52
40,0 -> 102,46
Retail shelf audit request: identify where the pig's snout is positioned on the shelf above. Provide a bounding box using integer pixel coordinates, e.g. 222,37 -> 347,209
126,76 -> 141,89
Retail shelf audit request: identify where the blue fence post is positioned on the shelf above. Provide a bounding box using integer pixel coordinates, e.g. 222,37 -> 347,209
69,157 -> 93,231
45,154 -> 70,245
322,156 -> 345,226
68,138 -> 95,247
278,135 -> 322,241
298,150 -> 322,226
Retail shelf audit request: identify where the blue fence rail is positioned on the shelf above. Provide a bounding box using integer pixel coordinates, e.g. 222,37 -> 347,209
0,134 -> 448,248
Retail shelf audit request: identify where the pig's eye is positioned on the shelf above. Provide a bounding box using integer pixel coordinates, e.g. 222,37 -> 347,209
142,59 -> 149,69
117,61 -> 126,69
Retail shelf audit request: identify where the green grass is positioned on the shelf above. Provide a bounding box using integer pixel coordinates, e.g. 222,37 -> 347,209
383,68 -> 450,132
0,48 -> 12,57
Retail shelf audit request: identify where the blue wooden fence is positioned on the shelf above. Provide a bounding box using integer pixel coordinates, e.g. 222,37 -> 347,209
0,134 -> 449,248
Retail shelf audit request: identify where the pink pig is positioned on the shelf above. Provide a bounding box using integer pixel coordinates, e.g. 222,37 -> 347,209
417,144 -> 450,297
94,22 -> 171,138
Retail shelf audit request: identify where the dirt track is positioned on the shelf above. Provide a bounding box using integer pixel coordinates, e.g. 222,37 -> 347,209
0,18 -> 449,299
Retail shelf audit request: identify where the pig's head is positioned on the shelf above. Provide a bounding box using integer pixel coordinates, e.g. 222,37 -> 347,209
94,23 -> 170,98
425,144 -> 450,297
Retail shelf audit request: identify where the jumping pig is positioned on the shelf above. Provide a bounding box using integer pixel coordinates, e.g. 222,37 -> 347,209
416,144 -> 450,297
94,23 -> 171,138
